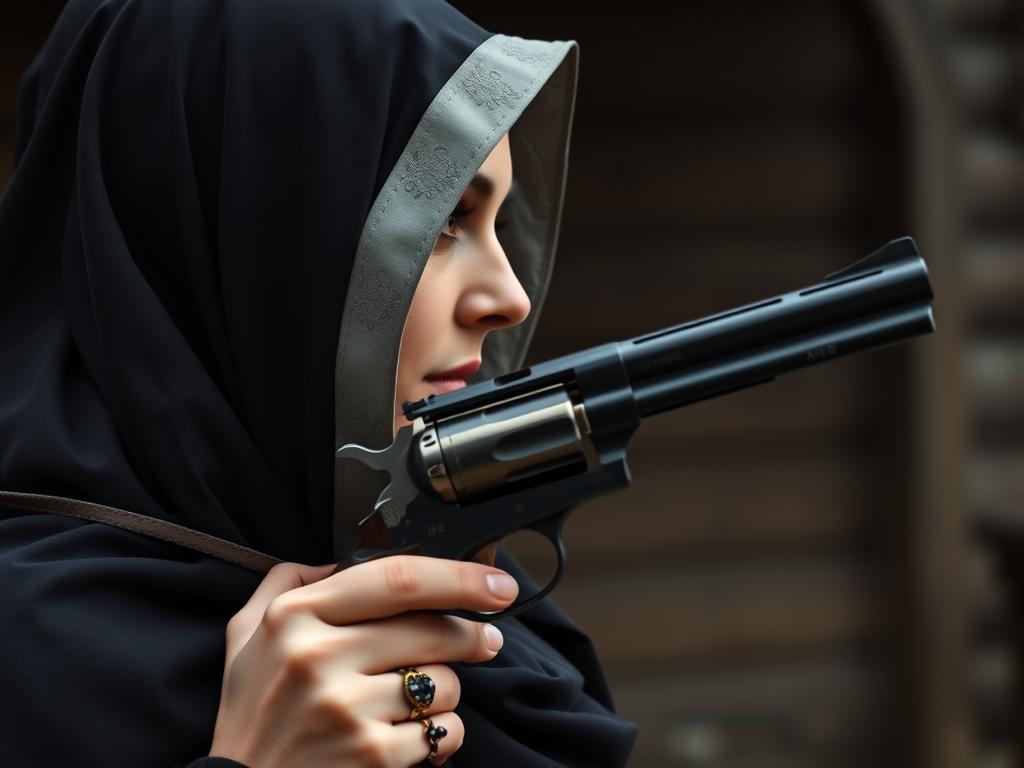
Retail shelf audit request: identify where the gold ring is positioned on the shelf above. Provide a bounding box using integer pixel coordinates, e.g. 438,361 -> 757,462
397,667 -> 436,720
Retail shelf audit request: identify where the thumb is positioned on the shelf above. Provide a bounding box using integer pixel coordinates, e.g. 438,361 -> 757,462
226,561 -> 337,654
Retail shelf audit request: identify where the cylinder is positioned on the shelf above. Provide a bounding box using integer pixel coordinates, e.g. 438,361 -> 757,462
413,387 -> 591,504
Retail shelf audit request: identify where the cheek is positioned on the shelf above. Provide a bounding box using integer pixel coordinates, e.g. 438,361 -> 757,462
400,258 -> 452,382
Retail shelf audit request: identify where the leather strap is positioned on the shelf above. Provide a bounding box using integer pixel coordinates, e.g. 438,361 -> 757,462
0,490 -> 281,574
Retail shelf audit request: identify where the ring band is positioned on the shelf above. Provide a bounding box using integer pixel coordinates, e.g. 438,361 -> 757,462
396,667 -> 436,720
421,718 -> 448,756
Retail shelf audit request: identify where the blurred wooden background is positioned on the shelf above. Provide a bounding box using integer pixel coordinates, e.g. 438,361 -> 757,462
3,2 -> 1021,767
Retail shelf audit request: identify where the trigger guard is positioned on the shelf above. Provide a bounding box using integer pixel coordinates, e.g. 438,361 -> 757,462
450,514 -> 569,624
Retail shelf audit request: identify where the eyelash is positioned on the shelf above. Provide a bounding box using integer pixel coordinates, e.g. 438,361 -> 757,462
439,205 -> 509,242
440,206 -> 472,241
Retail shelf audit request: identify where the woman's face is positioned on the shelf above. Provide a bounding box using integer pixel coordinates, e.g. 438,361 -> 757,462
394,133 -> 529,435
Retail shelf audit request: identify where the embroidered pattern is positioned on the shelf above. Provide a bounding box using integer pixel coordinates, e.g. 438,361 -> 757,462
400,145 -> 459,200
352,266 -> 403,330
500,40 -> 552,65
461,61 -> 521,111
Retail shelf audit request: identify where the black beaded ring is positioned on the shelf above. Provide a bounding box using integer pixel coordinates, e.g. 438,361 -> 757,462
396,667 -> 436,720
421,718 -> 448,756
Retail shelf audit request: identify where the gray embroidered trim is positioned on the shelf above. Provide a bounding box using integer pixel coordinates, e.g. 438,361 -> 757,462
332,34 -> 579,558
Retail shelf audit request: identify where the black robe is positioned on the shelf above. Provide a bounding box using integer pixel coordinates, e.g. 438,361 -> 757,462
0,0 -> 638,765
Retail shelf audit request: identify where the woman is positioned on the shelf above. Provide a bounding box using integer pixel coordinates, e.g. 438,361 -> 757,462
0,0 -> 638,765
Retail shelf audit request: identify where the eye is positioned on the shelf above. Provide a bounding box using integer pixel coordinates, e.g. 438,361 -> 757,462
440,212 -> 463,241
439,204 -> 474,242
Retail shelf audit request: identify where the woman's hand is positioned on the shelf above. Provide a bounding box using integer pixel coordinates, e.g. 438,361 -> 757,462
208,555 -> 519,768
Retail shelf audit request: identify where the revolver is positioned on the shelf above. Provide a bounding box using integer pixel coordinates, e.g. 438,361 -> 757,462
336,236 -> 935,621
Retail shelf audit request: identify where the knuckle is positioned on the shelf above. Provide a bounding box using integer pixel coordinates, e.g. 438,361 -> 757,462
282,640 -> 328,683
308,688 -> 360,729
354,728 -> 392,768
262,596 -> 297,634
262,593 -> 315,634
454,561 -> 478,603
382,555 -> 422,598
419,615 -> 450,660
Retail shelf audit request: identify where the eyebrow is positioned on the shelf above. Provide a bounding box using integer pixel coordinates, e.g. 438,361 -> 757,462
466,174 -> 516,206
468,173 -> 495,197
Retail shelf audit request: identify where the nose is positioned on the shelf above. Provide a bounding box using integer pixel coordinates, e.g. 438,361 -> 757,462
454,238 -> 531,332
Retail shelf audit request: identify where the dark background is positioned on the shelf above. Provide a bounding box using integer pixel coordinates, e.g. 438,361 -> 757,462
3,2 -> 1022,767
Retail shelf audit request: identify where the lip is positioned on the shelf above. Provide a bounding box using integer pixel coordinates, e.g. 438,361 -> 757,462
424,359 -> 481,381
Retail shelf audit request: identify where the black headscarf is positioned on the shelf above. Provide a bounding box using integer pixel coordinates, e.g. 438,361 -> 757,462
0,0 -> 637,765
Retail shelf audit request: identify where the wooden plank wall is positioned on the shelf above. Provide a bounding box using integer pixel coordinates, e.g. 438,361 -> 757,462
447,2 -> 920,765
939,0 -> 1024,764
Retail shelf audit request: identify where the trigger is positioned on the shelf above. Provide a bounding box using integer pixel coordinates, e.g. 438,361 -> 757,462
471,542 -> 499,567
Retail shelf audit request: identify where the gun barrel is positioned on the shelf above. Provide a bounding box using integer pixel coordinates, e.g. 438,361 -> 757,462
631,304 -> 933,416
620,253 -> 934,418
402,239 -> 935,429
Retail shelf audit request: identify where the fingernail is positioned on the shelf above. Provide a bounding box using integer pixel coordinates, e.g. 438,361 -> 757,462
484,624 -> 504,652
485,573 -> 517,600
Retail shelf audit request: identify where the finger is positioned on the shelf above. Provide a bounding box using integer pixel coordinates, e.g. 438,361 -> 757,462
227,561 -> 337,650
344,612 -> 503,674
349,664 -> 460,723
294,555 -> 519,625
390,712 -> 464,767
241,561 -> 337,616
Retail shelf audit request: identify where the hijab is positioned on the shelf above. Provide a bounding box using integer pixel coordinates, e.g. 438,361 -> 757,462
0,0 -> 637,764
